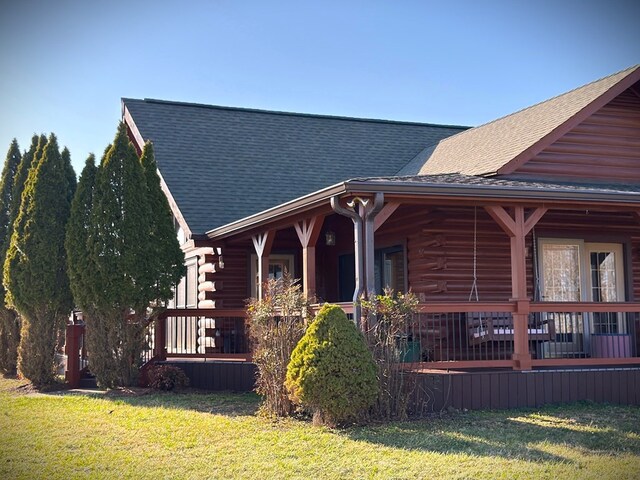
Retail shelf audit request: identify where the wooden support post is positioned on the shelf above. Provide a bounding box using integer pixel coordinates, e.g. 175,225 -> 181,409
154,315 -> 167,361
64,323 -> 83,389
363,193 -> 385,299
485,205 -> 547,371
294,216 -> 324,299
252,231 -> 275,300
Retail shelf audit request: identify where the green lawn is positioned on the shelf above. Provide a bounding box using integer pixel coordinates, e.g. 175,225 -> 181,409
1,376 -> 639,479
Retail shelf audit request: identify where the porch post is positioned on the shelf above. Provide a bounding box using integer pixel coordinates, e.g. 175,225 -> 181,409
294,216 -> 324,300
485,205 -> 547,371
252,231 -> 275,300
331,196 -> 365,327
362,193 -> 385,300
64,322 -> 83,389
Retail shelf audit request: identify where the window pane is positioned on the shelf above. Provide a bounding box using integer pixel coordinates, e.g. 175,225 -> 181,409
542,243 -> 581,302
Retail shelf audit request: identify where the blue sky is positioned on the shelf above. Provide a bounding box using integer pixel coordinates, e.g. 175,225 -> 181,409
1,0 -> 638,175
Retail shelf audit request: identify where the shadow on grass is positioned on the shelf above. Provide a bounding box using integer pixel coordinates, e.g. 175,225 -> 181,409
345,403 -> 640,464
58,388 -> 262,417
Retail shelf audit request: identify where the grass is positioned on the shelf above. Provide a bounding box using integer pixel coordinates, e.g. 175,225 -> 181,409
1,376 -> 639,479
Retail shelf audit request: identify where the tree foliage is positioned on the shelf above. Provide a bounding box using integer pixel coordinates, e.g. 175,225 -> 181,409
140,142 -> 183,302
65,154 -> 97,312
3,134 -> 75,386
286,304 -> 378,426
0,139 -> 22,373
69,123 -> 183,388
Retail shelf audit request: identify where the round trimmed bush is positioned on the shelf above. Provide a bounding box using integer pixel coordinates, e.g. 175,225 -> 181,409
285,304 -> 378,426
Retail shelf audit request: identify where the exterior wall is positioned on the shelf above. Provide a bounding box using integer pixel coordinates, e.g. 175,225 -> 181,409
382,206 -> 514,302
206,246 -> 251,309
510,87 -> 640,181
375,205 -> 640,302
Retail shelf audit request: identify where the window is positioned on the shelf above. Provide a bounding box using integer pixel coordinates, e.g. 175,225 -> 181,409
250,254 -> 294,298
539,239 -> 625,335
339,245 -> 406,302
375,246 -> 406,293
170,257 -> 197,308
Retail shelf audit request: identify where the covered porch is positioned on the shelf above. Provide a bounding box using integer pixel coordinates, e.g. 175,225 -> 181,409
192,176 -> 640,373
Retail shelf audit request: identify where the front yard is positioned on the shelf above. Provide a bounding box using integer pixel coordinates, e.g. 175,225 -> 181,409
1,376 -> 639,479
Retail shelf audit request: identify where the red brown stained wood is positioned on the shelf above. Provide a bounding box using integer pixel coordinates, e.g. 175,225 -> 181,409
509,87 -> 640,181
294,216 -> 324,298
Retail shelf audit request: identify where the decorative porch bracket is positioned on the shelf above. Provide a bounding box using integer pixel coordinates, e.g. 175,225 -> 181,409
294,215 -> 325,299
252,231 -> 275,300
373,201 -> 400,232
485,205 -> 547,370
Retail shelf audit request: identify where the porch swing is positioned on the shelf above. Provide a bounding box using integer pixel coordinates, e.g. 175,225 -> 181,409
467,208 -> 553,345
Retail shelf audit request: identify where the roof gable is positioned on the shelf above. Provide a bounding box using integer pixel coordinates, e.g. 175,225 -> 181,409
402,65 -> 640,177
122,99 -> 466,234
510,86 -> 640,181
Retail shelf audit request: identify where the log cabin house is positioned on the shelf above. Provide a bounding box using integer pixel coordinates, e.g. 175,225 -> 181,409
94,65 -> 640,409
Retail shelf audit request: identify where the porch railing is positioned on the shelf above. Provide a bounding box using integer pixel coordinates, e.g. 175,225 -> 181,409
141,308 -> 250,366
406,302 -> 640,370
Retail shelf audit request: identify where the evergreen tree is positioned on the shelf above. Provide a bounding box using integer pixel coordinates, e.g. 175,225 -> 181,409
0,135 -> 43,374
3,134 -> 75,386
140,141 -> 184,303
0,140 -> 22,373
65,154 -> 97,311
8,135 -> 44,232
61,147 -> 77,203
83,123 -> 154,387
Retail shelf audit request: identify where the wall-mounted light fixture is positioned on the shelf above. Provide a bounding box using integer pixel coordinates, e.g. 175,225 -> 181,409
325,230 -> 336,246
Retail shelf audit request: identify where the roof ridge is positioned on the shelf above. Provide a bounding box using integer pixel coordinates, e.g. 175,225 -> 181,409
432,64 -> 640,147
121,97 -> 470,130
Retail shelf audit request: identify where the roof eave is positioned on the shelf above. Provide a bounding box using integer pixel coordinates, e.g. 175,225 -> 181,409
345,179 -> 640,205
205,178 -> 640,241
205,182 -> 349,240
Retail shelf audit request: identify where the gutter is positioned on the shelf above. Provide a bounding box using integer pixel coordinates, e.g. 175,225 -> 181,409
344,179 -> 640,205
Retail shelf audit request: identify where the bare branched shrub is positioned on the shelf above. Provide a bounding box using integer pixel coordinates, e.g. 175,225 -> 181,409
246,275 -> 309,417
361,289 -> 419,420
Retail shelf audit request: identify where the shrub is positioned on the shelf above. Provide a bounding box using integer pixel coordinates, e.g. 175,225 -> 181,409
246,275 -> 308,417
286,304 -> 378,426
360,289 -> 419,420
147,364 -> 189,391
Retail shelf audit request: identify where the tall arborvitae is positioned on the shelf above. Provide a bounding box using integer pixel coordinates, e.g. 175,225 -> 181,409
8,135 -> 44,230
140,142 -> 184,303
83,123 -> 154,387
61,147 -> 77,203
1,135 -> 42,374
3,134 -> 75,386
65,154 -> 97,312
0,140 -> 22,374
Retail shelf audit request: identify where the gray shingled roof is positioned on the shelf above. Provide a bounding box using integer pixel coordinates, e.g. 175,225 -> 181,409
398,65 -> 640,176
123,99 -> 467,234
